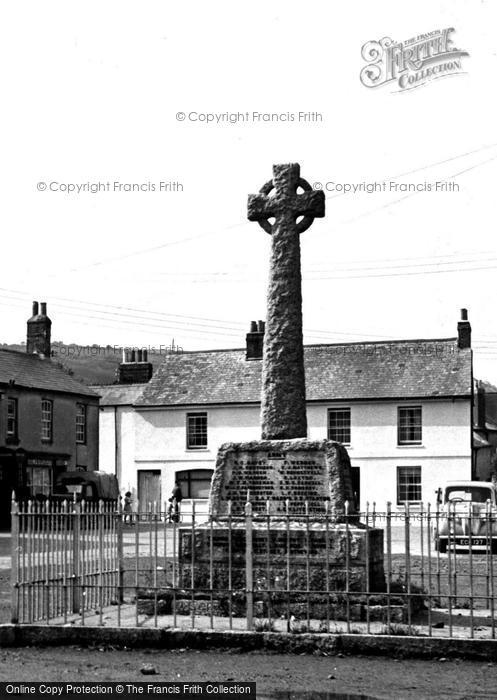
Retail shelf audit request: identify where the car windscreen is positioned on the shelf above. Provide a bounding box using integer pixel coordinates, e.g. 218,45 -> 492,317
445,486 -> 493,503
53,481 -> 95,499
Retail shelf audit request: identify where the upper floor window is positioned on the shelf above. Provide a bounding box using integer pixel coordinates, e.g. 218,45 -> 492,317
328,408 -> 351,444
41,399 -> 53,442
186,412 -> 207,449
7,398 -> 18,438
398,406 -> 422,445
76,404 -> 87,444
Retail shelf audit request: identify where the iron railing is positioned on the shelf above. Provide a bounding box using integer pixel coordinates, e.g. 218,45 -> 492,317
10,498 -> 497,639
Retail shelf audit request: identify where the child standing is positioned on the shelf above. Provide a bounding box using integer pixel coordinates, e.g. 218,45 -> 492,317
123,491 -> 133,524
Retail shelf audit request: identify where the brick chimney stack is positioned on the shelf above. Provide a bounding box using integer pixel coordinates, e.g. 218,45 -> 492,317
457,308 -> 471,349
246,320 -> 265,360
117,348 -> 153,384
27,301 -> 52,358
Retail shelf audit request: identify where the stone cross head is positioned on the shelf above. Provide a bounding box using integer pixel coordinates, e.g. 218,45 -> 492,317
247,163 -> 325,235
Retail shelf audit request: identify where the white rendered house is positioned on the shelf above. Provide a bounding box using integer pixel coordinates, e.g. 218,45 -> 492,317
96,313 -> 474,514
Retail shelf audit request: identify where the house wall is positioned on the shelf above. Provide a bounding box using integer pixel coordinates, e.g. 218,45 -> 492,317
99,404 -> 137,490
102,398 -> 472,510
0,386 -> 99,470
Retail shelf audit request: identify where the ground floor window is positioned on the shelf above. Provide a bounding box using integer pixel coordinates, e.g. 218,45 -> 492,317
397,466 -> 422,504
26,466 -> 51,498
176,469 -> 214,499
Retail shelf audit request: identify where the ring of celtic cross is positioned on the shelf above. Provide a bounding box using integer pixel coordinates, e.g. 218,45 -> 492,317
257,177 -> 316,235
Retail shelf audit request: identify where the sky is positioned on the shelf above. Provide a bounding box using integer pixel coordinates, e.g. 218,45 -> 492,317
2,1 -> 497,381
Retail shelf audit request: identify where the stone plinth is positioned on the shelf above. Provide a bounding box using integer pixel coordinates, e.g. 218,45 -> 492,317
209,439 -> 356,519
178,523 -> 385,601
177,436 -> 388,620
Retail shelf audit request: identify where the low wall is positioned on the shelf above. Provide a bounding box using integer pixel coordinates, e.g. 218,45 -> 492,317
2,625 -> 497,661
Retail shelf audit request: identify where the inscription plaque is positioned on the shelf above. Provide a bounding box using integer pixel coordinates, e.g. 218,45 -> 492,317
209,438 -> 355,518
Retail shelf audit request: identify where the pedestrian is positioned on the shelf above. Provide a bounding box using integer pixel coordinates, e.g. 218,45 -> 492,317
123,491 -> 133,524
167,481 -> 183,523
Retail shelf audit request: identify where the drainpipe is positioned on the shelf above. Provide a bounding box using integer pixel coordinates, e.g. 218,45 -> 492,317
114,406 -> 119,480
470,354 -> 475,479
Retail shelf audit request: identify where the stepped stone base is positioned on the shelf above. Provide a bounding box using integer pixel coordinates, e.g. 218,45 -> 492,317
179,523 -> 385,593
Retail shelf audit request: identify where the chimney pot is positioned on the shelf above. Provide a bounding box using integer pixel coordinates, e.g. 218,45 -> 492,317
117,350 -> 153,384
27,300 -> 51,357
246,318 -> 265,360
143,349 -> 148,362
461,308 -> 468,321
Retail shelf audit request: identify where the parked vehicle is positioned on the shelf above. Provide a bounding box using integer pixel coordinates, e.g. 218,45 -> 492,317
433,480 -> 497,553
52,471 -> 119,502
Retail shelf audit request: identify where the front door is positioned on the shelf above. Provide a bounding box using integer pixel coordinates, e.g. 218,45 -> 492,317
351,466 -> 360,511
138,470 -> 161,515
0,457 -> 16,530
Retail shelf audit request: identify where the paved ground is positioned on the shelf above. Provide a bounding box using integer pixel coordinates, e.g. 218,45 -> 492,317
42,604 -> 496,641
0,646 -> 495,698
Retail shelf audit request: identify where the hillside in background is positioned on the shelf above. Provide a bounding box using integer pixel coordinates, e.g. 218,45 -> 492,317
0,342 -> 165,385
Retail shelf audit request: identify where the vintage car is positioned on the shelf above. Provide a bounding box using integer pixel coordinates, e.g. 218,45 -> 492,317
433,480 -> 497,553
53,470 -> 119,502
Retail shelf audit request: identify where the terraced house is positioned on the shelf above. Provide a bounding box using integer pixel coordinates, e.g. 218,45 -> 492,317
0,303 -> 99,528
97,311 -> 483,515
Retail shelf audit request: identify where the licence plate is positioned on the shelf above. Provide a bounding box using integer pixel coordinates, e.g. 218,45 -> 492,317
458,538 -> 486,546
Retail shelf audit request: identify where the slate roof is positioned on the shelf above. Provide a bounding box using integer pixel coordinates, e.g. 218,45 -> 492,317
95,383 -> 147,406
0,349 -> 98,397
136,338 -> 472,407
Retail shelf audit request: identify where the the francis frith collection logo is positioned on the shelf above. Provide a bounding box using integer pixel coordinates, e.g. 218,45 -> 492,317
360,28 -> 469,92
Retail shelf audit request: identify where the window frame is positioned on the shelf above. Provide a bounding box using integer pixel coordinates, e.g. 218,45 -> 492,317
176,468 -> 214,499
6,397 -> 18,439
76,403 -> 87,444
41,398 -> 53,443
327,407 -> 351,445
397,405 -> 422,445
186,412 -> 208,450
397,465 -> 422,505
26,466 -> 52,498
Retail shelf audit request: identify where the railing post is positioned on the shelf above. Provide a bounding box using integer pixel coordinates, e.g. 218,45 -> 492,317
386,501 -> 392,628
117,498 -> 124,605
345,500 -> 350,633
72,499 -> 81,614
98,500 -> 104,625
404,502 -> 411,632
245,499 -> 253,631
10,496 -> 19,624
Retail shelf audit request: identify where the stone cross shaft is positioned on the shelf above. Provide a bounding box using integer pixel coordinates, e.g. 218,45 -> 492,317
247,163 -> 325,440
